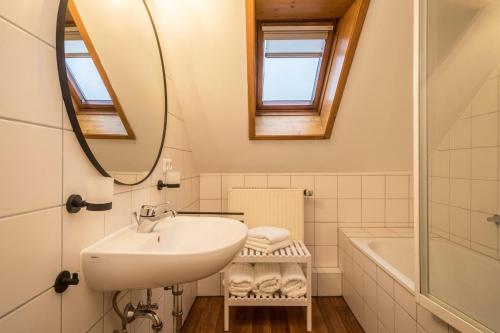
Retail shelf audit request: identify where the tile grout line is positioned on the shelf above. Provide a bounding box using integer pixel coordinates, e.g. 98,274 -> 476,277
0,287 -> 53,321
0,115 -> 64,131
0,14 -> 55,49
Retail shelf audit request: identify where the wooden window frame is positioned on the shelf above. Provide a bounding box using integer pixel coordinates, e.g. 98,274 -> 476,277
246,0 -> 370,140
256,21 -> 335,116
65,0 -> 135,140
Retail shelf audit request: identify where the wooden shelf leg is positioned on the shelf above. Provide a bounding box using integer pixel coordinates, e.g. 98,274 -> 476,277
306,260 -> 312,332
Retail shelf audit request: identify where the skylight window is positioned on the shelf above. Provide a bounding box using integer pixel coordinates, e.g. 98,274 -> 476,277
257,23 -> 333,113
64,40 -> 112,103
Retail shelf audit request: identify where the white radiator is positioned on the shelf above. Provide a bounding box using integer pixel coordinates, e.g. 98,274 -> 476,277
228,188 -> 304,241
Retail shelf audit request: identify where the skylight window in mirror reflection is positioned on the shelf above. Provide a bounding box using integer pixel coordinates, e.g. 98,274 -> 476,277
258,24 -> 334,113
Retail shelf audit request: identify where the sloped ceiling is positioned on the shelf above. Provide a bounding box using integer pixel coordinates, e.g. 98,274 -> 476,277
149,0 -> 413,173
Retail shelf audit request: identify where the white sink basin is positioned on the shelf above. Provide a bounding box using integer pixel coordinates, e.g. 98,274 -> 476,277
81,216 -> 247,291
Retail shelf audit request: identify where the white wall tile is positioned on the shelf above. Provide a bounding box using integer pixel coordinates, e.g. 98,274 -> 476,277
449,179 -> 470,209
221,174 -> 244,199
315,246 -> 338,268
449,118 -> 471,149
314,223 -> 338,246
471,112 -> 497,147
315,199 -> 337,222
364,305 -> 378,333
63,210 -> 105,272
200,175 -> 221,199
338,199 -> 362,223
377,286 -> 395,333
376,267 -> 394,297
362,199 -> 385,223
63,131 -> 102,206
0,120 -> 62,217
449,207 -> 471,241
267,175 -> 290,188
0,208 -> 61,317
62,275 -> 103,333
244,175 -> 267,188
0,19 -> 61,127
471,147 -> 498,180
304,222 -> 314,245
315,176 -> 338,198
394,283 -> 416,319
291,175 -> 314,193
197,273 -> 221,296
430,177 -> 449,204
104,191 -> 132,235
430,202 -> 450,233
395,304 -> 417,333
200,199 -> 221,212
450,149 -> 471,179
363,274 -> 377,311
470,180 -> 497,213
362,176 -> 385,199
386,176 -> 409,199
317,272 -> 341,296
0,289 -> 60,333
386,199 -> 409,223
87,320 -> 103,333
338,176 -> 361,198
0,0 -> 59,46
304,197 -> 314,222
431,151 -> 449,177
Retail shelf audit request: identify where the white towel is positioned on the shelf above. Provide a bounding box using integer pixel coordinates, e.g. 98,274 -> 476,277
253,263 -> 281,294
280,263 -> 307,298
248,226 -> 290,244
245,239 -> 291,254
228,263 -> 253,297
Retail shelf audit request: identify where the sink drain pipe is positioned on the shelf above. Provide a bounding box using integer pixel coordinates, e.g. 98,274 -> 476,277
171,284 -> 183,333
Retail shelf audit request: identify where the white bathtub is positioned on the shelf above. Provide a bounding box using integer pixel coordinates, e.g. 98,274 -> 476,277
351,236 -> 500,332
351,237 -> 415,291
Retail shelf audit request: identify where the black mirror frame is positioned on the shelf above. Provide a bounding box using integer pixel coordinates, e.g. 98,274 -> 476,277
55,0 -> 168,186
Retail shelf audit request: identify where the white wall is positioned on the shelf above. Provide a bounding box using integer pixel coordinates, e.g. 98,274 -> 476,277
153,0 -> 413,174
0,1 -> 199,332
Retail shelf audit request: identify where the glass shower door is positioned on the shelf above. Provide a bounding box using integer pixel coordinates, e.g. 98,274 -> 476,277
419,0 -> 500,332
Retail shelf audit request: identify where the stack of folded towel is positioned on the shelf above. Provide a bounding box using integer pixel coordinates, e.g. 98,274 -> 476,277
245,226 -> 291,253
227,263 -> 307,298
227,263 -> 254,297
252,263 -> 281,297
280,263 -> 307,298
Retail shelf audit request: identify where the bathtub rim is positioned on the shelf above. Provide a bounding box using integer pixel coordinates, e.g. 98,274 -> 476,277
350,237 -> 415,293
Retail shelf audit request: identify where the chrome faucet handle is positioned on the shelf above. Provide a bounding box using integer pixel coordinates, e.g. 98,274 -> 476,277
140,205 -> 157,217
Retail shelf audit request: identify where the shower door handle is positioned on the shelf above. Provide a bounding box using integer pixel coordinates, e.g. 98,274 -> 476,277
486,214 -> 500,225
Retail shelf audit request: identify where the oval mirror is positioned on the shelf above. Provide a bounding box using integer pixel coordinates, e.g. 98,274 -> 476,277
56,0 -> 167,185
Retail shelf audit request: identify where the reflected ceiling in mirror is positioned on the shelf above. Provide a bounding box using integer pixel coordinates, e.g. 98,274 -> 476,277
57,0 -> 166,185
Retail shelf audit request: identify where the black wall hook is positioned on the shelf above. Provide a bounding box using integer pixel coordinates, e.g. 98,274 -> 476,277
54,270 -> 79,293
157,180 -> 180,190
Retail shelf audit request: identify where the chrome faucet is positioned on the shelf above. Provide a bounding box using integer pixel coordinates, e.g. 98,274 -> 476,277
133,203 -> 177,233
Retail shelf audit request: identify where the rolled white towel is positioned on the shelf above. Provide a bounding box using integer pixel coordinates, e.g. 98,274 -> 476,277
280,263 -> 307,298
253,263 -> 281,294
248,226 -> 290,244
228,263 -> 253,297
245,239 -> 291,254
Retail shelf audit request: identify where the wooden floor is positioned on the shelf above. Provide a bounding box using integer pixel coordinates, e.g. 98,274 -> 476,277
181,297 -> 364,333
